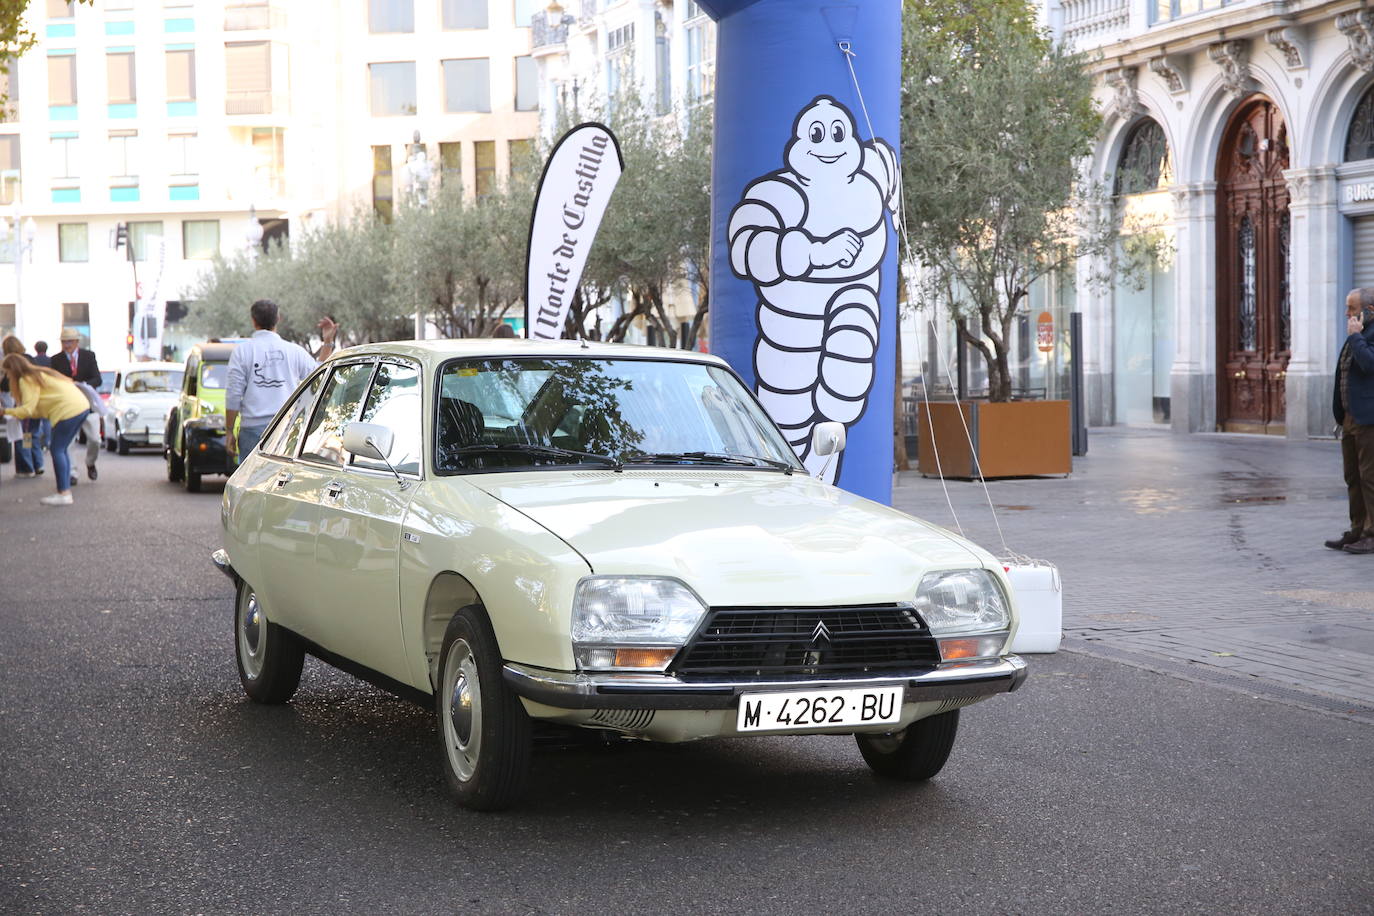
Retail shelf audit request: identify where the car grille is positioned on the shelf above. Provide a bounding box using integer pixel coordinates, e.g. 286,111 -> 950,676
671,604 -> 940,680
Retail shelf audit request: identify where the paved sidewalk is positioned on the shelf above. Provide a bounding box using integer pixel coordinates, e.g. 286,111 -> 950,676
892,427 -> 1374,723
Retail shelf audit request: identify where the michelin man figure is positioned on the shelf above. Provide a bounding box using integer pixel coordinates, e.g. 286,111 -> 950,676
728,95 -> 900,483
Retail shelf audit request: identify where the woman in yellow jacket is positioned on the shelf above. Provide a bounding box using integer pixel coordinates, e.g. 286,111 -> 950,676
0,353 -> 90,505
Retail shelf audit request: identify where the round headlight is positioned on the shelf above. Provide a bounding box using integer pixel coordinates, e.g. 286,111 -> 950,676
913,569 -> 1010,636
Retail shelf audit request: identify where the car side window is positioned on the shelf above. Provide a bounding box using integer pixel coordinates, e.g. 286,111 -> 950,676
353,361 -> 421,476
259,371 -> 326,459
185,357 -> 199,396
300,361 -> 375,467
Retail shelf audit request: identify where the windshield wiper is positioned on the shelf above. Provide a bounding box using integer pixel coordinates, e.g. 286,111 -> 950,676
446,443 -> 623,468
623,451 -> 793,474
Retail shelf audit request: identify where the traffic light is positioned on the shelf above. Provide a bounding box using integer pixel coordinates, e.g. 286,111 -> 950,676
126,332 -> 134,350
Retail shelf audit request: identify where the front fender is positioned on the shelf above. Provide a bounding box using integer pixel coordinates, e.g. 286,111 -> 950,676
398,478 -> 591,694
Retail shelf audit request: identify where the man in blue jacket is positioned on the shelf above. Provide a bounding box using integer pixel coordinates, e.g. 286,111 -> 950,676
1328,287 -> 1374,552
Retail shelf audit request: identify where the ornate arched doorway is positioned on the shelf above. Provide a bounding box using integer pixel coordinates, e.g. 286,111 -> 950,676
1216,97 -> 1290,434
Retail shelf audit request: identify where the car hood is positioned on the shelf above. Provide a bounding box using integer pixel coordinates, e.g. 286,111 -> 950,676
467,470 -> 990,608
117,392 -> 178,411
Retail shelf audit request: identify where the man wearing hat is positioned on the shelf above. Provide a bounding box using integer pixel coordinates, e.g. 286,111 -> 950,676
49,327 -> 103,482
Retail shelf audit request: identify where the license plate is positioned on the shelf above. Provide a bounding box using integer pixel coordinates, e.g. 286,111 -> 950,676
736,686 -> 903,732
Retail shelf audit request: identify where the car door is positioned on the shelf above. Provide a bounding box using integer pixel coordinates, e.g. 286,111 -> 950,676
174,353 -> 199,453
312,358 -> 423,683
231,368 -> 326,620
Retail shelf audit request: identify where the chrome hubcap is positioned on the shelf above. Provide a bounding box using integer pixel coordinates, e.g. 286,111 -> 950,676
441,639 -> 481,781
238,590 -> 266,679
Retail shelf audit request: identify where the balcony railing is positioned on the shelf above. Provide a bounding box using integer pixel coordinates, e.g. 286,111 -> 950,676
1060,0 -> 1130,49
532,16 -> 570,49
225,4 -> 287,31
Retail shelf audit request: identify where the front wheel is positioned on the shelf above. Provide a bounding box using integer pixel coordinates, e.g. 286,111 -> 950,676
116,431 -> 130,455
165,422 -> 184,482
436,605 -> 532,811
235,579 -> 304,704
856,708 -> 960,781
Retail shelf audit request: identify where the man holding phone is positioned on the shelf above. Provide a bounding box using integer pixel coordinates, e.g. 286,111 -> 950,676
1328,287 -> 1374,553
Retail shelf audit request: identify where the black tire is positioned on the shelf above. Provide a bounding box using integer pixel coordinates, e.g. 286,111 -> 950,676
183,451 -> 202,492
165,421 -> 184,482
856,709 -> 960,781
436,605 -> 532,811
105,434 -> 116,452
116,433 -> 130,456
234,579 -> 304,704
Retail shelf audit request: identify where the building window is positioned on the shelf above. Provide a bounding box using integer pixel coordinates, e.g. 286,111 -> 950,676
108,130 -> 137,182
1114,119 -> 1171,195
58,223 -> 87,262
607,23 -> 635,100
474,139 -> 494,199
128,221 -> 162,262
442,0 -> 487,29
515,55 -> 537,111
168,132 -> 197,178
0,303 -> 14,337
373,144 -> 393,222
442,58 -> 490,113
225,41 -> 272,115
48,55 -> 77,106
370,62 -> 417,116
1,64 -> 18,121
47,0 -> 74,17
1347,86 -> 1374,162
183,219 -> 218,259
1151,0 -> 1230,26
63,304 -> 90,347
439,141 -> 461,189
166,49 -> 195,102
251,127 -> 284,197
50,134 -> 78,180
685,12 -> 714,103
514,0 -> 536,26
369,0 -> 414,33
107,52 -> 136,105
509,138 -> 533,178
0,134 -> 18,204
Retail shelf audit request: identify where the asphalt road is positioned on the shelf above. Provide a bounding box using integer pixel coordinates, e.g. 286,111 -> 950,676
1,453 -> 1372,915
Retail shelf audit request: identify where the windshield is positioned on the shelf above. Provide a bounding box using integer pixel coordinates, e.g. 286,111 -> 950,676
200,362 -> 227,389
125,370 -> 182,393
435,357 -> 799,473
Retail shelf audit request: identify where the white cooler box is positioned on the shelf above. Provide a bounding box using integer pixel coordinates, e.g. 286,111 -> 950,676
1006,562 -> 1061,653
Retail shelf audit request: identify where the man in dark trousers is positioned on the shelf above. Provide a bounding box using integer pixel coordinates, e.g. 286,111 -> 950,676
48,327 -> 102,482
1329,288 -> 1374,553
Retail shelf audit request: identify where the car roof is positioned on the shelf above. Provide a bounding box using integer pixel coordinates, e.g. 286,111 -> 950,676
190,341 -> 240,362
329,338 -> 728,369
112,361 -> 184,373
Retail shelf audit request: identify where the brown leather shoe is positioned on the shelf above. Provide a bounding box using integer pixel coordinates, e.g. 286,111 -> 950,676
1326,530 -> 1361,550
1343,536 -> 1374,554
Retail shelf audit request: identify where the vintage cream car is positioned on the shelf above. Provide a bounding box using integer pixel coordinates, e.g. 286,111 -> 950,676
213,340 -> 1026,810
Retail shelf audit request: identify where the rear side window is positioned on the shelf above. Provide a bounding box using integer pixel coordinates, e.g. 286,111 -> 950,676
259,371 -> 325,459
300,361 -> 375,467
353,361 -> 422,476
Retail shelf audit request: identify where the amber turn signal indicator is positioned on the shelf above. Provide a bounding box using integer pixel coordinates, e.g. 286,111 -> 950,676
613,648 -> 677,668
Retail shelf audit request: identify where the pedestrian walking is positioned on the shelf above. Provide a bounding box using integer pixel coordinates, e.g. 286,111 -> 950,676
0,352 -> 90,506
47,328 -> 105,483
0,335 -> 46,478
225,300 -> 336,465
1328,287 -> 1374,553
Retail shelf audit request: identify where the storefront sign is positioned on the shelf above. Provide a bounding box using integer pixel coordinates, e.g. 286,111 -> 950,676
1344,182 -> 1374,204
1037,311 -> 1054,353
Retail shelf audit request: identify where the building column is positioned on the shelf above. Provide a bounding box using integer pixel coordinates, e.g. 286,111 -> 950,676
1284,166 -> 1340,439
1170,181 -> 1218,433
1076,202 -> 1114,426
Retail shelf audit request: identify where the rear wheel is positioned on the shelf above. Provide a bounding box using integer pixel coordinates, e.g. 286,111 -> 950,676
184,463 -> 202,492
436,605 -> 532,811
116,431 -> 130,455
856,709 -> 960,781
234,580 -> 304,704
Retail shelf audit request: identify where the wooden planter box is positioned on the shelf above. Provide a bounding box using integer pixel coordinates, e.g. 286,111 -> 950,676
917,399 -> 1071,479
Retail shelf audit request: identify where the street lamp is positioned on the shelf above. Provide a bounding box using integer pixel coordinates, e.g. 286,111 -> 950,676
407,131 -> 433,340
245,204 -> 264,259
5,204 -> 37,341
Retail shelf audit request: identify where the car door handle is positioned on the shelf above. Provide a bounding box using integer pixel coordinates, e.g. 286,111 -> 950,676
274,471 -> 292,489
324,480 -> 345,500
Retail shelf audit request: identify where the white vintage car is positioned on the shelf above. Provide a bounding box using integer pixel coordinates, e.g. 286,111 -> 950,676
213,340 -> 1026,810
103,361 -> 184,454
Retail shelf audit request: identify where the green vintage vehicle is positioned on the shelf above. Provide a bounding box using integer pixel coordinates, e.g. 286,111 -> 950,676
165,341 -> 240,492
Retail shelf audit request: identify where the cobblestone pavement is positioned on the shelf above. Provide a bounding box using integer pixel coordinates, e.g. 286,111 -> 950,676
892,427 -> 1374,723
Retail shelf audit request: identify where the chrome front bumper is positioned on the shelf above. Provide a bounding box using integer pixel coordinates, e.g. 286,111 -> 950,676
211,548 -> 240,584
504,655 -> 1028,711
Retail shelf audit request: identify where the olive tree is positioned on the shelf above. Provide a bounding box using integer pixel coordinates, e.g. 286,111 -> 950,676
900,0 -> 1130,401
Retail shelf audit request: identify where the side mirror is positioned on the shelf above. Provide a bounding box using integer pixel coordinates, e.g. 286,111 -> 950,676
812,421 -> 846,457
343,422 -> 394,462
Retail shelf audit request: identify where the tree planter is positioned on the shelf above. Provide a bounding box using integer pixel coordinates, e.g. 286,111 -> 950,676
917,400 -> 1071,479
